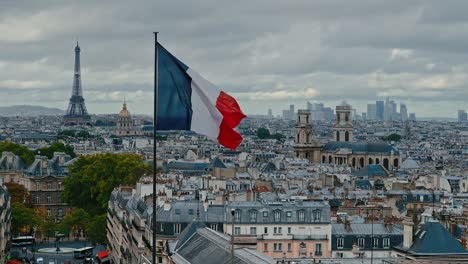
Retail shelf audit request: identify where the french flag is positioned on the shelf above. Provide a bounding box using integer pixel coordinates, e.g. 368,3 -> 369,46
156,44 -> 246,149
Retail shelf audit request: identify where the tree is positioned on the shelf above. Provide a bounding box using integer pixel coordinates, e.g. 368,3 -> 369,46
0,141 -> 35,165
60,209 -> 90,238
384,133 -> 402,142
36,142 -> 76,159
11,202 -> 41,236
87,214 -> 107,244
62,153 -> 151,216
271,133 -> 286,141
256,128 -> 271,139
4,182 -> 32,207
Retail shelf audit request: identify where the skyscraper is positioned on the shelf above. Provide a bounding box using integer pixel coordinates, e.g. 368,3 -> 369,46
376,101 -> 384,120
367,104 -> 377,120
458,110 -> 467,123
400,104 -> 408,121
289,104 -> 295,120
63,42 -> 91,126
409,113 -> 416,121
268,108 -> 273,118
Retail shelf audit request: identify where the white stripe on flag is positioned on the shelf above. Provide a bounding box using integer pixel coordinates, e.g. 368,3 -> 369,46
187,68 -> 223,140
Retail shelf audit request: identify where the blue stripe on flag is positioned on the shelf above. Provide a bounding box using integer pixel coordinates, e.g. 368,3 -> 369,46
156,44 -> 192,131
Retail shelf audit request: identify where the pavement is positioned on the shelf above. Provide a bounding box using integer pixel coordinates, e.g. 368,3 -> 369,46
9,241 -> 107,264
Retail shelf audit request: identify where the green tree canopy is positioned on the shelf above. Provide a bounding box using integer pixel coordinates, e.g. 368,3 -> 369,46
59,208 -> 90,238
0,141 -> 35,165
256,128 -> 271,139
86,214 -> 107,244
11,202 -> 41,236
271,133 -> 286,141
62,153 -> 150,216
36,142 -> 76,159
384,133 -> 402,142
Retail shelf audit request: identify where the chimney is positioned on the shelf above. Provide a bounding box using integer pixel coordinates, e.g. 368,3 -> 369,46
163,200 -> 171,211
403,216 -> 414,248
384,217 -> 393,232
344,219 -> 352,232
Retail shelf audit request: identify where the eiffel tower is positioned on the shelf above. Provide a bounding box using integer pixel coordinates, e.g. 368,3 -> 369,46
63,42 -> 91,126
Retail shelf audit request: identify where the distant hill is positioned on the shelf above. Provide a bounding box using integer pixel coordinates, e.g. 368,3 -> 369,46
0,105 -> 64,116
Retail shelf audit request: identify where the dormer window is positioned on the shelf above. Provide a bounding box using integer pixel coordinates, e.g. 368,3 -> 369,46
298,210 -> 305,222
274,210 -> 281,222
234,210 -> 241,222
249,210 -> 257,222
175,209 -> 181,215
313,210 -> 321,222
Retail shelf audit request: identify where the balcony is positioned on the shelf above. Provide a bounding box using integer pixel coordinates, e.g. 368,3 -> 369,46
257,234 -> 293,240
293,234 -> 328,240
232,235 -> 258,244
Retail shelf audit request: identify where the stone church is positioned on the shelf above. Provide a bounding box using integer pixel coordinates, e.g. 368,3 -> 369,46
294,102 -> 400,171
115,100 -> 144,137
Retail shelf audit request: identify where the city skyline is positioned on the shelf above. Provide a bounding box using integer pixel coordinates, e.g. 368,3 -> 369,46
1,1 -> 468,118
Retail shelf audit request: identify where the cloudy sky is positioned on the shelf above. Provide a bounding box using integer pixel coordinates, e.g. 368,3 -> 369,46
1,0 -> 467,117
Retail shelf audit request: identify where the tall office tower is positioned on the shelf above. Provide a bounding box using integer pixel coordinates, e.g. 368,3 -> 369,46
409,113 -> 416,121
400,104 -> 408,121
289,104 -> 295,120
376,101 -> 384,120
333,101 -> 353,142
282,110 -> 290,120
458,110 -> 468,123
63,42 -> 91,126
268,108 -> 273,118
389,100 -> 397,120
307,101 -> 312,111
367,104 -> 377,120
362,113 -> 367,120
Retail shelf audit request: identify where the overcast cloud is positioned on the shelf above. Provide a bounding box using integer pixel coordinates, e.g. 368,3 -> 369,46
0,0 -> 467,117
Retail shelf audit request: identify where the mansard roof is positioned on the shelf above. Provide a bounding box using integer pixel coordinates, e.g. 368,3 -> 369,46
323,141 -> 400,155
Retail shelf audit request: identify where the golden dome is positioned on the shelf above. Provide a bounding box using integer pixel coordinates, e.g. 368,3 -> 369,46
119,99 -> 131,117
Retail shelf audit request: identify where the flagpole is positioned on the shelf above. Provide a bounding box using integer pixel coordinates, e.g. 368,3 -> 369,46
152,31 -> 158,264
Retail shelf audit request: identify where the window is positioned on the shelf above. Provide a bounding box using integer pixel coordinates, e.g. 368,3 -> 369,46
336,252 -> 343,258
249,210 -> 257,222
273,243 -> 277,251
250,227 -> 256,235
264,227 -> 268,234
402,195 -> 407,201
383,238 -> 390,249
47,208 -> 51,217
35,182 -> 40,189
210,224 -> 218,231
57,209 -> 63,217
313,210 -> 321,222
35,196 -> 40,204
46,196 -> 51,204
234,227 -> 241,235
286,211 -> 292,218
263,243 -> 268,252
263,211 -> 268,217
273,227 -> 282,234
274,243 -> 282,251
337,238 -> 344,249
358,238 -> 365,248
188,209 -> 194,215
298,210 -> 305,222
288,243 -> 292,251
47,182 -> 52,189
373,238 -> 379,248
174,224 -> 181,234
175,209 -> 181,215
274,210 -> 281,222
234,210 -> 241,222
158,257 -> 163,263
315,243 -> 322,256
288,227 -> 292,234
278,243 -> 282,251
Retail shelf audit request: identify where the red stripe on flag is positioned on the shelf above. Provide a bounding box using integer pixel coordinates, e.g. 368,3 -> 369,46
215,91 -> 246,128
218,119 -> 243,150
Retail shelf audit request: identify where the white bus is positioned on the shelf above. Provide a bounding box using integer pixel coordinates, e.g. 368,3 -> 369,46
74,246 -> 94,259
11,236 -> 35,247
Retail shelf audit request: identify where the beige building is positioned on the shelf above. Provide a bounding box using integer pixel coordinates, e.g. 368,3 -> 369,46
294,102 -> 401,171
0,185 -> 11,263
115,100 -> 144,137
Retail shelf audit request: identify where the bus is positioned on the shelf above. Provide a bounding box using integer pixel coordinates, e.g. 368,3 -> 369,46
74,247 -> 94,259
11,236 -> 35,247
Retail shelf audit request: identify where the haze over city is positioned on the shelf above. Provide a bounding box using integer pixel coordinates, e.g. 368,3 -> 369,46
0,0 -> 467,118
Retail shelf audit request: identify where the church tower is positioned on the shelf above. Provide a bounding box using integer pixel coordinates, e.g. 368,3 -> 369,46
293,109 -> 322,162
333,101 -> 353,142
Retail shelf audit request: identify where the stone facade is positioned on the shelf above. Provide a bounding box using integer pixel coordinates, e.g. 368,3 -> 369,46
0,185 -> 11,263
